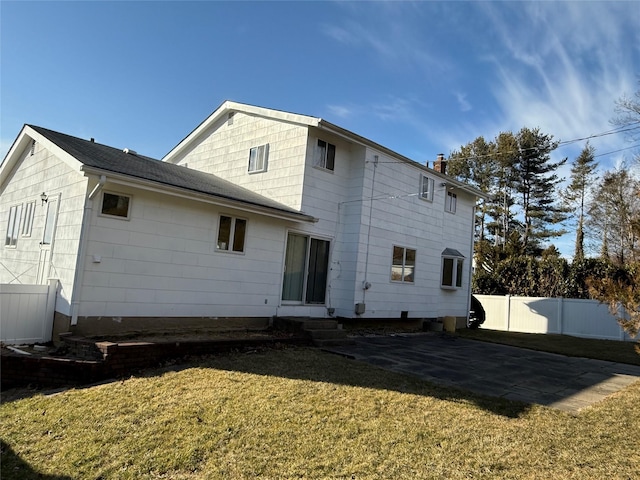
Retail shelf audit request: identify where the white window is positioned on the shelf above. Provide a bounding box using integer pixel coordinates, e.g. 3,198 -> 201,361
217,215 -> 246,253
391,246 -> 416,283
420,175 -> 434,201
21,201 -> 35,236
445,191 -> 457,213
441,248 -> 464,289
314,139 -> 335,171
227,112 -> 235,126
248,144 -> 269,173
5,204 -> 22,247
101,192 -> 131,219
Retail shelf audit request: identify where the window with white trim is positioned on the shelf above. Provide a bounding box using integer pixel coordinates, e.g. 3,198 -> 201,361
445,191 -> 457,213
5,204 -> 22,247
217,215 -> 246,253
248,144 -> 269,173
391,246 -> 416,283
441,248 -> 464,288
420,175 -> 434,201
101,192 -> 131,219
21,201 -> 35,236
314,139 -> 335,171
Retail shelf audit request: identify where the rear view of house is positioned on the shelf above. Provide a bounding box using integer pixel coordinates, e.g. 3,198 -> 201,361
0,101 -> 484,339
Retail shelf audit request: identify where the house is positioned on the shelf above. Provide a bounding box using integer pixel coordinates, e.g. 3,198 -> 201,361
0,101 -> 485,339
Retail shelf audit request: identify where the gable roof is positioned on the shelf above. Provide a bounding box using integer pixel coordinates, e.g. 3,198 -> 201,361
22,125 -> 316,222
163,101 -> 487,200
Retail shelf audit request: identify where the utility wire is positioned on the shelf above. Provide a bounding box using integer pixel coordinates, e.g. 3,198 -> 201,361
373,121 -> 640,165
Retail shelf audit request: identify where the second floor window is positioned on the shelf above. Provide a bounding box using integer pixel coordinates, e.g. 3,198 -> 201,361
314,139 -> 335,171
445,191 -> 457,213
420,175 -> 434,201
248,144 -> 269,173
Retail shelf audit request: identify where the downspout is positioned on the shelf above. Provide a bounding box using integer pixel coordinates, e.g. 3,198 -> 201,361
362,155 -> 378,305
466,202 -> 476,326
69,175 -> 106,326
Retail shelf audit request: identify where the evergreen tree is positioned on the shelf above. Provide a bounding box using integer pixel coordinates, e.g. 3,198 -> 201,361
511,127 -> 568,254
562,142 -> 598,261
448,137 -> 498,243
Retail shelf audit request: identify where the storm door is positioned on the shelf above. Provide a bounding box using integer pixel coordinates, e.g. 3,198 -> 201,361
37,197 -> 59,284
282,233 -> 330,304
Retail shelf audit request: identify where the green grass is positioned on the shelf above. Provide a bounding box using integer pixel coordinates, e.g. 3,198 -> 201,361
2,346 -> 640,479
458,328 -> 640,365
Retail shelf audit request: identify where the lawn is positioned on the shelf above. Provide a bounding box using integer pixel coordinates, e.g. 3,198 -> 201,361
1,345 -> 639,479
458,328 -> 640,366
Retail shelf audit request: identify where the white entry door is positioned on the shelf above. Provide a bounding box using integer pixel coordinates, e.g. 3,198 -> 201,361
37,197 -> 58,284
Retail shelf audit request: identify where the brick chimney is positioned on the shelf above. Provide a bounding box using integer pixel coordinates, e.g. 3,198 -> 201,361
433,153 -> 446,174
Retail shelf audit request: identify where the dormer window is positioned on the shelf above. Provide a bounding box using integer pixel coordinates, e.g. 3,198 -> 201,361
314,139 -> 335,171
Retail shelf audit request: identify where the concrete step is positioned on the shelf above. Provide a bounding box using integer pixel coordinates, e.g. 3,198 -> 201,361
305,328 -> 347,340
313,337 -> 356,348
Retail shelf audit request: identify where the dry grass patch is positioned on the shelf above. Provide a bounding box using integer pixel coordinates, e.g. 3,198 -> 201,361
2,346 -> 639,479
458,329 -> 640,365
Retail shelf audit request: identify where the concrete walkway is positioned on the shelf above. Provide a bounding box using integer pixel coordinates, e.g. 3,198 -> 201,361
325,333 -> 640,413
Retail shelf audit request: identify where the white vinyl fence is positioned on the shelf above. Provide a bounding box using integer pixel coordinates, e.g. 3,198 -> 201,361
476,295 -> 634,342
0,279 -> 58,345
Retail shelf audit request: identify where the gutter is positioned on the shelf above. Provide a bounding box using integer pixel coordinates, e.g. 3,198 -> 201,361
80,165 -> 317,224
69,175 -> 106,326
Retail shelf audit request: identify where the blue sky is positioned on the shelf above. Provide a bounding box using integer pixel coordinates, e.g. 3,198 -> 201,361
2,1 -> 639,255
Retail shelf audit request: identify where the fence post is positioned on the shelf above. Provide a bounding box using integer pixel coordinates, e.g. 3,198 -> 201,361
505,295 -> 511,332
557,297 -> 563,335
43,278 -> 58,343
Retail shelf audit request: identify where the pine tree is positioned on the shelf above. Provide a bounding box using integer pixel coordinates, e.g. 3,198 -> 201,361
562,142 -> 598,261
511,127 -> 568,254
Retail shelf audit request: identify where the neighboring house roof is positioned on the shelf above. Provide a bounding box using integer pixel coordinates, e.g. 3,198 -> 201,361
5,125 -> 316,223
163,100 -> 488,200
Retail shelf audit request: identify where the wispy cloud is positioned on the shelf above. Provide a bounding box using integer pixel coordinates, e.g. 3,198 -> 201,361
454,92 -> 471,112
478,1 -> 639,166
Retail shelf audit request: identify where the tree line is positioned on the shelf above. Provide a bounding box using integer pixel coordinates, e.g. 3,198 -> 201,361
447,82 -> 640,340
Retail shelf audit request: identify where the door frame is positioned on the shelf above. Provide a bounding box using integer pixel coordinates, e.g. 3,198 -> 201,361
281,230 -> 332,306
37,193 -> 61,285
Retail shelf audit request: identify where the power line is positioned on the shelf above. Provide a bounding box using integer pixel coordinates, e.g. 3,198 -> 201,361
374,122 -> 640,166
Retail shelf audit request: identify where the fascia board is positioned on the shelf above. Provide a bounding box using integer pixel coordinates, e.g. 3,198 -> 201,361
0,126 -> 84,188
81,166 -> 317,224
162,100 -> 320,164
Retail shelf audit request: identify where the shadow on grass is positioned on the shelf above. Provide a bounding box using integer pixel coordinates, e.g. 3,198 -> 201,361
1,440 -> 73,480
159,341 -> 535,418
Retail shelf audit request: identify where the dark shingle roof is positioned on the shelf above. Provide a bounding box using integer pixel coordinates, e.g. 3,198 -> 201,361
29,125 -> 314,221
